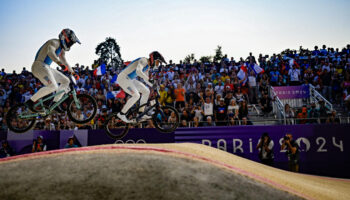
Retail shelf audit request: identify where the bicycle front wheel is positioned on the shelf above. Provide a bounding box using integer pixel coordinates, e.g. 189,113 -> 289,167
104,113 -> 130,139
67,94 -> 97,124
152,105 -> 180,133
6,104 -> 36,133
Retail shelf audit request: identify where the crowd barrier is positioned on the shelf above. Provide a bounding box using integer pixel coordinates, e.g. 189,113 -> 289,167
1,124 -> 349,178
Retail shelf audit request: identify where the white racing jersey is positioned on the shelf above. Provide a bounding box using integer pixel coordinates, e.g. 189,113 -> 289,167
119,57 -> 150,81
34,39 -> 72,72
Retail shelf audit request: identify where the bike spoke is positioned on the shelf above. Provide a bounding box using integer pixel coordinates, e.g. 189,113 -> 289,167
68,94 -> 97,124
7,104 -> 36,133
105,114 -> 129,139
152,106 -> 180,133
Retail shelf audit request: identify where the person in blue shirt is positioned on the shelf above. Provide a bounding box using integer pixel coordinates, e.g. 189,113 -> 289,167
64,137 -> 78,148
116,51 -> 167,123
312,46 -> 320,56
269,67 -> 280,86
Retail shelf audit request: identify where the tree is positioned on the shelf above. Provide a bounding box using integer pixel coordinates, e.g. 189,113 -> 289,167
199,56 -> 212,64
95,37 -> 123,69
213,45 -> 223,63
184,53 -> 195,64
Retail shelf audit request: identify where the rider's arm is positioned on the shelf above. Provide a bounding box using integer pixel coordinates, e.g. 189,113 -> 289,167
47,43 -> 62,66
59,51 -> 74,73
136,59 -> 152,87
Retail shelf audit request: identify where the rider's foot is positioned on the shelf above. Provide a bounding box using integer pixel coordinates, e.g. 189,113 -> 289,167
24,99 -> 36,113
117,112 -> 133,123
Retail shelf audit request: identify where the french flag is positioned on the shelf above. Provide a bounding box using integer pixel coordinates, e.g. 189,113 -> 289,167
237,64 -> 248,82
112,90 -> 126,99
248,63 -> 264,75
93,63 -> 106,76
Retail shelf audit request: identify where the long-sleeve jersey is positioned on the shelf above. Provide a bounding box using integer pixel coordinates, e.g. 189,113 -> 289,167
119,57 -> 150,81
34,39 -> 73,72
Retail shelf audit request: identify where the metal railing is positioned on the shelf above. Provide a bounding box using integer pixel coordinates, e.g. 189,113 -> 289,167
270,86 -> 286,124
309,84 -> 333,111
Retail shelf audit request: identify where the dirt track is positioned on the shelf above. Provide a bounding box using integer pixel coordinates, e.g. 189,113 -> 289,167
0,143 -> 349,200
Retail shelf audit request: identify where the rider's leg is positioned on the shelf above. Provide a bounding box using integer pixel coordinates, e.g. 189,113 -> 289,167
26,63 -> 58,112
117,76 -> 140,122
133,79 -> 150,113
133,79 -> 152,122
51,68 -> 70,102
30,63 -> 59,102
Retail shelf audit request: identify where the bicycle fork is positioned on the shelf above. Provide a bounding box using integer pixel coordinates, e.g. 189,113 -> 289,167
72,90 -> 81,110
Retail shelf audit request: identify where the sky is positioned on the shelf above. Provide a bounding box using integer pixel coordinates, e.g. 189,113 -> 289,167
0,0 -> 349,73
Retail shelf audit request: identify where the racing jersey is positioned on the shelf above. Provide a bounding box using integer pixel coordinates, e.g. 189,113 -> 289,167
119,57 -> 150,81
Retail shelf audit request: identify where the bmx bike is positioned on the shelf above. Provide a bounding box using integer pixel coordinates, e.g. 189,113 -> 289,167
6,72 -> 98,133
104,84 -> 180,140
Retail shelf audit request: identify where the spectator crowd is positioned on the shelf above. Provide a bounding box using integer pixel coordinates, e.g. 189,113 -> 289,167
1,44 -> 350,130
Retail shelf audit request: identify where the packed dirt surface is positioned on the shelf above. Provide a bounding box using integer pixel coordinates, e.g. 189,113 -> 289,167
0,143 -> 349,200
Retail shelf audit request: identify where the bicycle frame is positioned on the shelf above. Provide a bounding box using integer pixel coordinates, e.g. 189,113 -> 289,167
126,86 -> 161,123
19,73 -> 81,119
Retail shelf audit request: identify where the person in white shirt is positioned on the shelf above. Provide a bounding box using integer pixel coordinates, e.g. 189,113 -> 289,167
248,71 -> 258,104
214,80 -> 225,97
288,65 -> 301,86
322,62 -> 331,72
202,96 -> 214,119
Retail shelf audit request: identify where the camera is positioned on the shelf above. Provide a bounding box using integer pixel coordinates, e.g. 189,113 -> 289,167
283,135 -> 290,141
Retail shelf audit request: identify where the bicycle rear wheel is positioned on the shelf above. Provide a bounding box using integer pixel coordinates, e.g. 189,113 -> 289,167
6,104 -> 36,133
152,105 -> 180,133
67,94 -> 97,124
104,113 -> 130,139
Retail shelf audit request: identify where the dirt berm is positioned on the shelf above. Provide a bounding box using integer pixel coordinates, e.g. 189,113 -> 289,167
0,143 -> 349,200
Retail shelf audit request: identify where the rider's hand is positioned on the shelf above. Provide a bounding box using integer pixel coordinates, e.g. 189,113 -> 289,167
60,64 -> 69,72
74,74 -> 80,80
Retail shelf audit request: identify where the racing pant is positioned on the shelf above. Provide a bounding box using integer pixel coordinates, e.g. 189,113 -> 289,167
30,61 -> 70,102
117,75 -> 150,114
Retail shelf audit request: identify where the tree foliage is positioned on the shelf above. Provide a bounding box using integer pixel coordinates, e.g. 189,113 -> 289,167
213,45 -> 223,63
184,53 -> 195,64
95,37 -> 123,69
199,56 -> 212,64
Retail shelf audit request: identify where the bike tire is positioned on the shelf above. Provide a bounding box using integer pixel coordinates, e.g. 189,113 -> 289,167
104,113 -> 130,140
152,105 -> 180,133
67,94 -> 97,124
6,103 -> 36,133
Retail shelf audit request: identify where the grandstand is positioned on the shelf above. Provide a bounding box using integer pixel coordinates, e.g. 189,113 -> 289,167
1,44 -> 349,130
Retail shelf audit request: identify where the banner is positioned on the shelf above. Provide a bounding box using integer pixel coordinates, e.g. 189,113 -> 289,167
1,124 -> 349,178
175,125 -> 350,178
2,128 -> 173,154
88,129 -> 174,145
273,86 -> 309,99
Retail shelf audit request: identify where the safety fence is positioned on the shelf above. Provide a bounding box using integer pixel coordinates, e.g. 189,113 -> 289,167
1,124 -> 350,178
